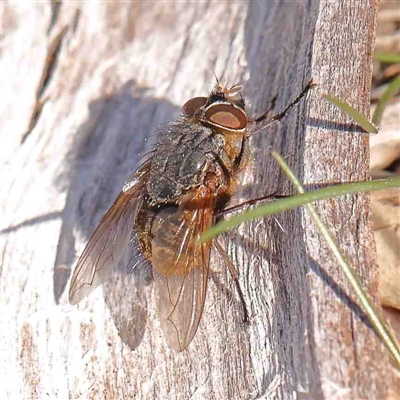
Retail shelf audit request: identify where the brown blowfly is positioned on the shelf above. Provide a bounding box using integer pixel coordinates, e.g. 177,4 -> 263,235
69,79 -> 314,352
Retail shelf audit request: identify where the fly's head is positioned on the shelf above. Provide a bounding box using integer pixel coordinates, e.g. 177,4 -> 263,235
182,83 -> 248,134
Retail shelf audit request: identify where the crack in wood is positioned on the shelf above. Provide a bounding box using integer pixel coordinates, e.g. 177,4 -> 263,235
21,27 -> 67,144
47,0 -> 63,35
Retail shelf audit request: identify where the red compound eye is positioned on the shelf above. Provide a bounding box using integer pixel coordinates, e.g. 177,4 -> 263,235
205,104 -> 247,130
182,97 -> 207,116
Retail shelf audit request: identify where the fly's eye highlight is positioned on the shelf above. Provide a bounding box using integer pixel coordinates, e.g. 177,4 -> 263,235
205,104 -> 247,130
182,97 -> 207,116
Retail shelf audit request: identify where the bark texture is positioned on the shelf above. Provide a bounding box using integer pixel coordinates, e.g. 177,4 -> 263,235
1,1 -> 396,399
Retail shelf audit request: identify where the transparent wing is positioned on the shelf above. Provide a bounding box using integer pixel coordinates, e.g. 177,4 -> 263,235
151,194 -> 213,352
69,177 -> 147,304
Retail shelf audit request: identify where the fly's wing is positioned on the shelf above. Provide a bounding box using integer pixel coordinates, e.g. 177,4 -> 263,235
151,194 -> 214,352
69,176 -> 147,305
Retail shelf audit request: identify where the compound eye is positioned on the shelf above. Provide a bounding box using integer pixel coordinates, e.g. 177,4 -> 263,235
205,104 -> 247,130
182,97 -> 207,116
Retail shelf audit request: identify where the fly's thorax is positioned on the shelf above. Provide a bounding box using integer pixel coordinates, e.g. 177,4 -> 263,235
146,120 -> 226,206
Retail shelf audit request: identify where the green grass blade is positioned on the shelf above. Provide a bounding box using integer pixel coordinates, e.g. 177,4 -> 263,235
372,73 -> 400,125
324,94 -> 378,133
373,52 -> 400,64
200,177 -> 400,242
272,151 -> 400,367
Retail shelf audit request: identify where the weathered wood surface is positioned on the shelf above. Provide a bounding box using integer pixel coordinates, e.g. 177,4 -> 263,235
1,1 -> 397,399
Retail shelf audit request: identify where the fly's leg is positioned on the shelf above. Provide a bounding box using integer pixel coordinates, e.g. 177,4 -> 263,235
253,78 -> 316,123
216,193 -> 291,236
216,193 -> 288,218
249,79 -> 317,135
214,240 -> 250,324
212,80 -> 316,317
254,93 -> 278,123
220,80 -> 316,217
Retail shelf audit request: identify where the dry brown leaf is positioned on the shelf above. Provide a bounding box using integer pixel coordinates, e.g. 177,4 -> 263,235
372,190 -> 400,308
370,103 -> 400,310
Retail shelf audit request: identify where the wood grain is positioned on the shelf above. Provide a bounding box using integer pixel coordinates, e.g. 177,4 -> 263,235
1,1 -> 396,399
